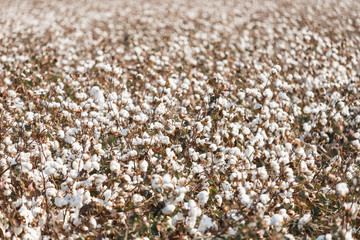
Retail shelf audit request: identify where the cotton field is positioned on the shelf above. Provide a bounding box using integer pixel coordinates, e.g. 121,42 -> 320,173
0,0 -> 360,239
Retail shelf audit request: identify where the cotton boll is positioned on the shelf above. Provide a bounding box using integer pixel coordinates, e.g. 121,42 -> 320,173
132,194 -> 143,203
139,160 -> 148,172
3,137 -> 12,145
198,190 -> 209,206
155,103 -> 166,116
110,160 -> 121,172
83,161 -> 93,172
18,205 -> 34,224
198,215 -> 214,234
245,145 -> 254,161
257,167 -> 269,180
46,188 -> 57,197
162,204 -> 176,215
336,182 -> 349,197
89,217 -> 97,229
240,194 -> 253,208
215,195 -> 222,206
103,189 -> 112,202
344,202 -> 359,220
298,213 -> 311,229
270,214 -> 284,229
25,112 -> 34,121
260,194 -> 270,204
90,86 -> 104,100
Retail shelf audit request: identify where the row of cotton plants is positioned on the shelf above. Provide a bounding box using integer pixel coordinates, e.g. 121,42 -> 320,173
0,0 -> 359,239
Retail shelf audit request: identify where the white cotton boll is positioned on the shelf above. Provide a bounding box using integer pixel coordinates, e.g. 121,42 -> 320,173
132,194 -> 143,203
336,182 -> 349,197
90,86 -> 104,100
7,145 -> 17,154
270,68 -> 278,76
155,103 -> 166,116
270,214 -> 284,229
119,109 -> 130,118
3,137 -> 12,145
254,103 -> 262,110
83,161 -> 93,171
274,65 -> 282,72
162,174 -> 174,189
46,188 -> 57,197
210,144 -> 217,152
139,160 -> 148,172
298,213 -> 312,229
103,189 -> 112,202
55,196 -> 68,207
92,161 -> 100,171
303,123 -> 312,132
89,217 -> 97,229
242,127 -> 250,135
344,203 -> 359,220
44,167 -> 56,176
162,204 -> 176,215
160,136 -> 170,145
260,194 -> 270,204
8,90 -> 17,98
21,162 -> 33,173
240,194 -> 253,208
152,175 -> 162,188
72,142 -> 82,152
198,215 -> 214,234
110,160 -> 121,172
195,122 -> 204,133
198,191 -> 209,206
245,145 -> 254,160
58,130 -> 65,139
257,167 -> 269,180
121,129 -> 129,136
215,195 -> 222,206
263,89 -> 273,99
25,112 -> 34,121
18,205 -> 34,224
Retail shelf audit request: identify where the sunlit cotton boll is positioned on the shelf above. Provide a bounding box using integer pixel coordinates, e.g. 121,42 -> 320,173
132,194 -> 144,203
110,160 -> 121,172
198,215 -> 214,234
139,160 -> 148,172
298,213 -> 311,229
155,103 -> 166,116
270,214 -> 284,230
198,190 -> 209,206
336,182 -> 349,197
162,204 -> 176,215
240,193 -> 253,208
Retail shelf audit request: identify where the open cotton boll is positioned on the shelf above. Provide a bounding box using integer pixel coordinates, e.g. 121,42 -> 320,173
25,112 -> 34,121
155,103 -> 166,116
198,190 -> 209,206
162,204 -> 176,215
336,182 -> 349,197
132,194 -> 144,204
89,217 -> 97,229
260,194 -> 270,204
18,205 -> 34,225
46,188 -> 57,197
270,214 -> 284,229
298,213 -> 311,229
110,160 -> 121,172
198,215 -> 214,234
215,195 -> 222,206
139,160 -> 148,172
240,194 -> 253,208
